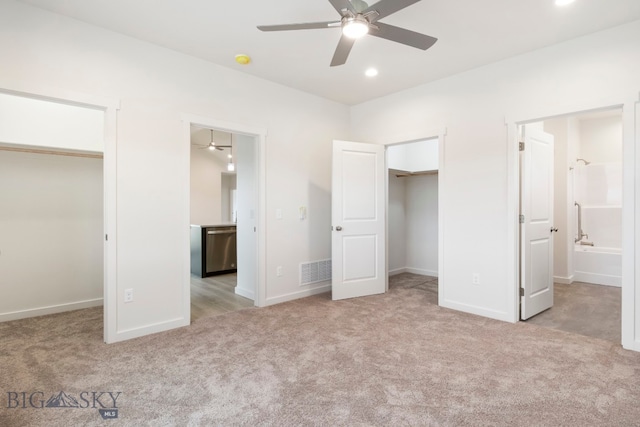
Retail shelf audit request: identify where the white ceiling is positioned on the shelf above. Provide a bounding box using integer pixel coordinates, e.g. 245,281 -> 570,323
17,0 -> 640,105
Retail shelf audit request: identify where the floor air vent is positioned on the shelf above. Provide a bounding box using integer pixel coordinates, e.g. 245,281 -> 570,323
300,259 -> 332,286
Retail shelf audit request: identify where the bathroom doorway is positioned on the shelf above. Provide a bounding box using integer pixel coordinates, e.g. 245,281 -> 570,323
520,107 -> 623,343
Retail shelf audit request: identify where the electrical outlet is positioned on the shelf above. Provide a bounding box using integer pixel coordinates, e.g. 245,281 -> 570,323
276,266 -> 283,277
124,288 -> 134,303
472,274 -> 480,285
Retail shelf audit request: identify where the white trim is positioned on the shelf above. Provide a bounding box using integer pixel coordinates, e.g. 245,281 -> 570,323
506,96 -> 638,350
0,83 -> 119,344
389,268 -> 407,276
181,113 -> 268,314
111,318 -> 188,342
405,267 -> 438,277
264,284 -> 331,306
439,299 -> 511,322
235,287 -> 255,300
553,275 -> 574,285
382,128 -> 446,305
0,299 -> 103,323
573,272 -> 621,287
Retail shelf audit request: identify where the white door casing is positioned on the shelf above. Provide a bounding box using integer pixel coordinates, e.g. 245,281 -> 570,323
520,126 -> 555,320
332,140 -> 386,300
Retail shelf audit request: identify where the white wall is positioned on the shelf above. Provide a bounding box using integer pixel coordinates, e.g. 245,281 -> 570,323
235,134 -> 257,300
405,175 -> 439,276
575,115 -> 623,249
0,1 -> 349,340
221,174 -> 237,224
388,173 -> 407,273
190,128 -> 230,225
388,171 -> 439,276
544,117 -> 571,282
0,150 -> 103,321
0,92 -> 104,152
388,138 -> 439,172
580,115 -> 623,163
350,19 -> 640,327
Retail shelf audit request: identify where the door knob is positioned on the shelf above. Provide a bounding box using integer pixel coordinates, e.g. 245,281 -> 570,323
336,226 -> 343,231
550,227 -> 558,232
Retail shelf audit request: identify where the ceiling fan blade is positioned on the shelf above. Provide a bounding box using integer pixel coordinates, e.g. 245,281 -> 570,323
328,0 -> 355,15
330,34 -> 356,66
258,21 -> 339,32
369,22 -> 437,50
363,0 -> 421,22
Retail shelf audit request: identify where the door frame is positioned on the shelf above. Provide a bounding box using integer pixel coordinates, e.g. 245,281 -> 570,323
181,114 -> 267,311
0,83 -> 120,343
383,128 -> 446,303
506,96 -> 638,350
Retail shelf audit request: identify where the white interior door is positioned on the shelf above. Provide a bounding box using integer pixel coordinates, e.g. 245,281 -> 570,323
520,126 -> 555,320
332,140 -> 386,300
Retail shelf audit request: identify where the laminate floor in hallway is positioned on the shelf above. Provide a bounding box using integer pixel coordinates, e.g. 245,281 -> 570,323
190,273 -> 254,322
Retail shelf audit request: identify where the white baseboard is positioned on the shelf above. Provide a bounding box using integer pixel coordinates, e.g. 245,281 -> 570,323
0,298 -> 103,323
264,284 -> 331,306
235,286 -> 255,300
389,267 -> 438,277
439,299 -> 513,323
112,317 -> 190,343
389,268 -> 407,276
574,271 -> 621,287
405,267 -> 438,277
553,275 -> 574,284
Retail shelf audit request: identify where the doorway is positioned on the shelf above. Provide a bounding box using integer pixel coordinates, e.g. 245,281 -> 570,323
518,107 -> 624,343
189,126 -> 252,320
0,89 -> 117,343
387,138 -> 440,301
183,115 -> 267,321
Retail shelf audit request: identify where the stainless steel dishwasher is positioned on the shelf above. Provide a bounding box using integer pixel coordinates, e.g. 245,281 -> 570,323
205,226 -> 237,274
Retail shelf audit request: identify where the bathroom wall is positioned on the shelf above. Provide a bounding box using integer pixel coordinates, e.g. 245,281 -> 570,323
544,117 -> 571,282
575,114 -> 623,249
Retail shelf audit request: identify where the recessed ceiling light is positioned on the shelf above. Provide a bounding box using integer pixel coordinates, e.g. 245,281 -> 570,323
365,68 -> 378,77
555,0 -> 575,6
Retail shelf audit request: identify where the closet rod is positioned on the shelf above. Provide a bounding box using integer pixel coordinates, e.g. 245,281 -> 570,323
0,145 -> 103,159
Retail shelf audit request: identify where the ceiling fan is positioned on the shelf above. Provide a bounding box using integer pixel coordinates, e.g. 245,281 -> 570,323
193,129 -> 232,150
257,0 -> 437,67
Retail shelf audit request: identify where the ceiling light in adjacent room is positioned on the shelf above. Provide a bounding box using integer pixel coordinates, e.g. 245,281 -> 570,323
365,68 -> 378,77
555,0 -> 575,6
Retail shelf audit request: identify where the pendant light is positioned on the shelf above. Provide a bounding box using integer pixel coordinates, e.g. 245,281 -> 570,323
227,134 -> 235,172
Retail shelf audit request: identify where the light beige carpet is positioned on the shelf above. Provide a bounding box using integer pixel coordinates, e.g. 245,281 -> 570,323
2,273 -> 640,426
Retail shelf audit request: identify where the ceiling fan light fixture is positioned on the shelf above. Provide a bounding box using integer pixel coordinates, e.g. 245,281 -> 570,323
342,16 -> 369,39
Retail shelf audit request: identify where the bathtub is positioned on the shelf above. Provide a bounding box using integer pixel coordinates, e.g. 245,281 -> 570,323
574,245 -> 621,287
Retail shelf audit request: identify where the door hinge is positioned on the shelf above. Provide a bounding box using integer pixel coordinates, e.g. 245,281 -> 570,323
519,141 -> 525,151
105,234 -> 108,241
519,214 -> 525,224
520,287 -> 525,297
